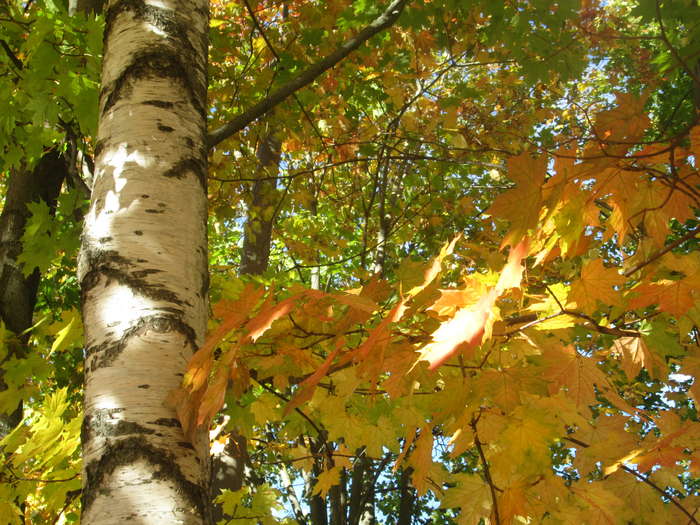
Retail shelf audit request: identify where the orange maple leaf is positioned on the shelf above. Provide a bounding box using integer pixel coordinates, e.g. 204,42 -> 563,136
611,336 -> 665,380
541,345 -> 606,409
488,153 -> 546,248
568,259 -> 624,313
628,278 -> 699,317
420,237 -> 529,370
419,289 -> 498,370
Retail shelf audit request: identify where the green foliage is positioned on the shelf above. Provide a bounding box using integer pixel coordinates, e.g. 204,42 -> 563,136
0,388 -> 82,523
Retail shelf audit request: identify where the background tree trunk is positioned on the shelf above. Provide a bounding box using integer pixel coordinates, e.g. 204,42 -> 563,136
0,151 -> 66,436
78,0 -> 211,522
239,131 -> 281,276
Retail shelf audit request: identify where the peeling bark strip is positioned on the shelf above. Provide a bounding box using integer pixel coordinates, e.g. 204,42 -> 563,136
78,0 -> 210,523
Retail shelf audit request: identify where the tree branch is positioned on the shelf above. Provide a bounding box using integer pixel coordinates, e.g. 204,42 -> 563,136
0,38 -> 23,70
563,437 -> 699,524
471,411 -> 501,525
623,225 -> 700,277
207,0 -> 408,148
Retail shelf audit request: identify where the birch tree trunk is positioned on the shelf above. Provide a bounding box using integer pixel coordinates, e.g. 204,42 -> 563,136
78,0 -> 211,523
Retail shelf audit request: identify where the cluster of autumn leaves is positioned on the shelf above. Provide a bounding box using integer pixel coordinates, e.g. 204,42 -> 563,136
178,90 -> 700,522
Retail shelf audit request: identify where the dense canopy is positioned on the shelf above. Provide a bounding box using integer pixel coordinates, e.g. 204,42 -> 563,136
1,0 -> 700,523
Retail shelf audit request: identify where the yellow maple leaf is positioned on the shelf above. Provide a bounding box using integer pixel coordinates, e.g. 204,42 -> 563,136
408,428 -> 435,496
311,466 -> 341,498
572,482 -> 625,525
440,473 -> 491,524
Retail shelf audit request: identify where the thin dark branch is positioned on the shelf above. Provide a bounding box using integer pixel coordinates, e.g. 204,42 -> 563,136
655,0 -> 700,88
623,225 -> 700,277
241,0 -> 328,148
0,38 -> 23,70
563,437 -> 699,524
471,412 -> 500,525
207,0 -> 408,148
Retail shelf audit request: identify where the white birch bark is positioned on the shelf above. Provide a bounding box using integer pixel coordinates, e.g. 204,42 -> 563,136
78,0 -> 210,523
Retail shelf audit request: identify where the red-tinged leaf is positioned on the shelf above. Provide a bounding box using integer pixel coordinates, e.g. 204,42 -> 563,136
496,236 -> 529,291
351,299 -> 408,363
611,336 -> 665,380
681,356 -> 700,403
419,289 -> 498,370
212,283 -> 264,320
541,345 -> 605,409
182,354 -> 212,393
244,296 -> 296,342
628,277 -> 700,318
285,343 -> 342,414
420,240 -> 528,370
198,284 -> 266,357
635,446 -> 684,472
332,291 -> 377,313
196,368 -> 228,428
428,286 -> 487,317
688,125 -> 700,161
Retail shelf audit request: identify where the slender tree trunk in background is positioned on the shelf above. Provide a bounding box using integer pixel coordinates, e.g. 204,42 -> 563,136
308,438 -> 329,525
210,131 -> 281,521
309,195 -> 321,291
0,152 -> 66,436
348,454 -> 376,525
357,486 -> 376,525
397,467 -> 414,525
239,131 -> 281,276
330,468 -> 348,525
78,0 -> 211,522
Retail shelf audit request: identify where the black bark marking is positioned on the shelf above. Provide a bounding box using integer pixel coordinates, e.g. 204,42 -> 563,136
163,157 -> 206,189
160,306 -> 185,316
158,123 -> 174,132
98,236 -> 113,243
149,418 -> 181,428
145,208 -> 165,214
138,384 -> 150,388
104,0 -> 203,73
81,408 -> 123,445
84,313 -> 197,371
83,410 -> 156,445
141,194 -> 150,198
178,441 -> 195,450
134,230 -> 143,236
80,247 -> 189,306
94,140 -> 104,159
81,436 -> 208,517
131,268 -> 162,279
142,99 -> 174,109
101,46 -> 204,117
